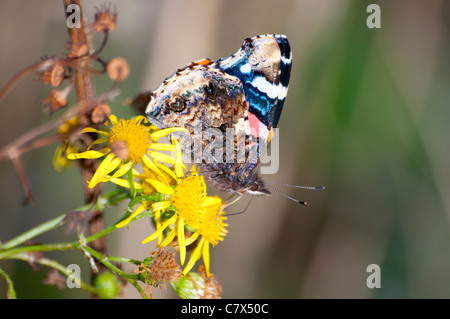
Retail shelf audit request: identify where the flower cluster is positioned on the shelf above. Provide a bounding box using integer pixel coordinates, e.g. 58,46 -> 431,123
66,114 -> 228,278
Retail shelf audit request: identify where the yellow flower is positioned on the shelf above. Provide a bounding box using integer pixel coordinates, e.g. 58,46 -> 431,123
67,114 -> 187,189
108,117 -> 150,163
52,141 -> 78,172
114,147 -> 186,232
181,201 -> 227,277
141,166 -> 227,277
52,116 -> 80,172
140,164 -> 177,195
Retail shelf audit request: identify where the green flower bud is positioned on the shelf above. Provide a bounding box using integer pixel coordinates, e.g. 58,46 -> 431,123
93,272 -> 122,299
171,272 -> 205,299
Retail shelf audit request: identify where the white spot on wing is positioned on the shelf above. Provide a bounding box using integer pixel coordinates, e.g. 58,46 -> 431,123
251,77 -> 279,99
280,55 -> 291,65
279,85 -> 288,100
240,63 -> 251,74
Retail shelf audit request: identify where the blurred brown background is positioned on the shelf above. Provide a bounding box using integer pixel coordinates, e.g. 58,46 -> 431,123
1,0 -> 450,298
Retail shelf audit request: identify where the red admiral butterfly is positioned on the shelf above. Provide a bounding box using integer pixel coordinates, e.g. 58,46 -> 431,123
146,34 -> 292,197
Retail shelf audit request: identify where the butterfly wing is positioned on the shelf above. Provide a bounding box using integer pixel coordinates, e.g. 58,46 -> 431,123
145,35 -> 292,195
214,34 -> 292,180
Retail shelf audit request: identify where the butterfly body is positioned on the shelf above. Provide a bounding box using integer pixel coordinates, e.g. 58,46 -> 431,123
146,34 -> 292,196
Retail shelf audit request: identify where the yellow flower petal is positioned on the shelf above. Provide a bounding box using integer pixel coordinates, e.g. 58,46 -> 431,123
142,215 -> 177,244
80,127 -> 110,136
160,226 -> 176,247
132,115 -> 148,124
108,114 -> 118,125
154,209 -> 162,245
67,147 -> 110,160
182,237 -> 204,275
53,142 -> 77,172
107,177 -> 143,189
151,201 -> 171,211
116,204 -> 147,228
178,217 -> 186,265
87,138 -> 109,150
111,161 -> 133,178
145,179 -> 174,195
154,163 -> 178,182
202,240 -> 210,277
148,151 -> 176,165
150,127 -> 189,140
142,155 -> 171,184
185,232 -> 200,246
88,153 -> 120,188
149,143 -> 175,151
203,196 -> 223,206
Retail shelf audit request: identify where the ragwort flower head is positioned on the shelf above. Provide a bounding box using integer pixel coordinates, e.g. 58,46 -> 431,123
140,166 -> 228,277
67,114 -> 186,189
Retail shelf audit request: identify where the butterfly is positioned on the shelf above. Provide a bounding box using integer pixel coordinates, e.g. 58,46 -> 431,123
145,34 -> 292,197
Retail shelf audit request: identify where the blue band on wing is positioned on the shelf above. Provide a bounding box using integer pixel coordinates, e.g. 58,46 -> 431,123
215,34 -> 291,129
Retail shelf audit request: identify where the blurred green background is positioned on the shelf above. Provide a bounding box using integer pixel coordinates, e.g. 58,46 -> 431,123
1,0 -> 450,298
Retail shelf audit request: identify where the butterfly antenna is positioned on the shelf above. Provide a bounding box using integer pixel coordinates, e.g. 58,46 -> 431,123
266,184 -> 308,205
265,181 -> 325,190
224,196 -> 254,217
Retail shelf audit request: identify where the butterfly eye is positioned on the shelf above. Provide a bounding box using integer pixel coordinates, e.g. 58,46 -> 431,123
168,97 -> 186,112
204,82 -> 217,100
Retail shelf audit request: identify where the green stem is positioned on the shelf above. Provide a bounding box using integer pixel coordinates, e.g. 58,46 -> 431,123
0,188 -> 129,253
0,268 -> 16,299
10,253 -> 99,295
0,222 -> 120,260
0,213 -> 66,250
107,256 -> 142,265
82,245 -> 139,280
0,188 -> 156,297
83,222 -> 117,244
0,242 -> 75,260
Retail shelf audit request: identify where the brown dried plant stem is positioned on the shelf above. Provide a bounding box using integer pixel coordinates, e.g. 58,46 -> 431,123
63,0 -> 107,276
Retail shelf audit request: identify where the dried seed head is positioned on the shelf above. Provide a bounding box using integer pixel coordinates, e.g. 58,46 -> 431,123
135,248 -> 182,289
37,63 -> 65,87
149,249 -> 183,285
91,103 -> 111,124
42,85 -> 72,113
94,6 -> 117,33
199,265 -> 222,299
107,57 -> 129,82
110,140 -> 129,161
